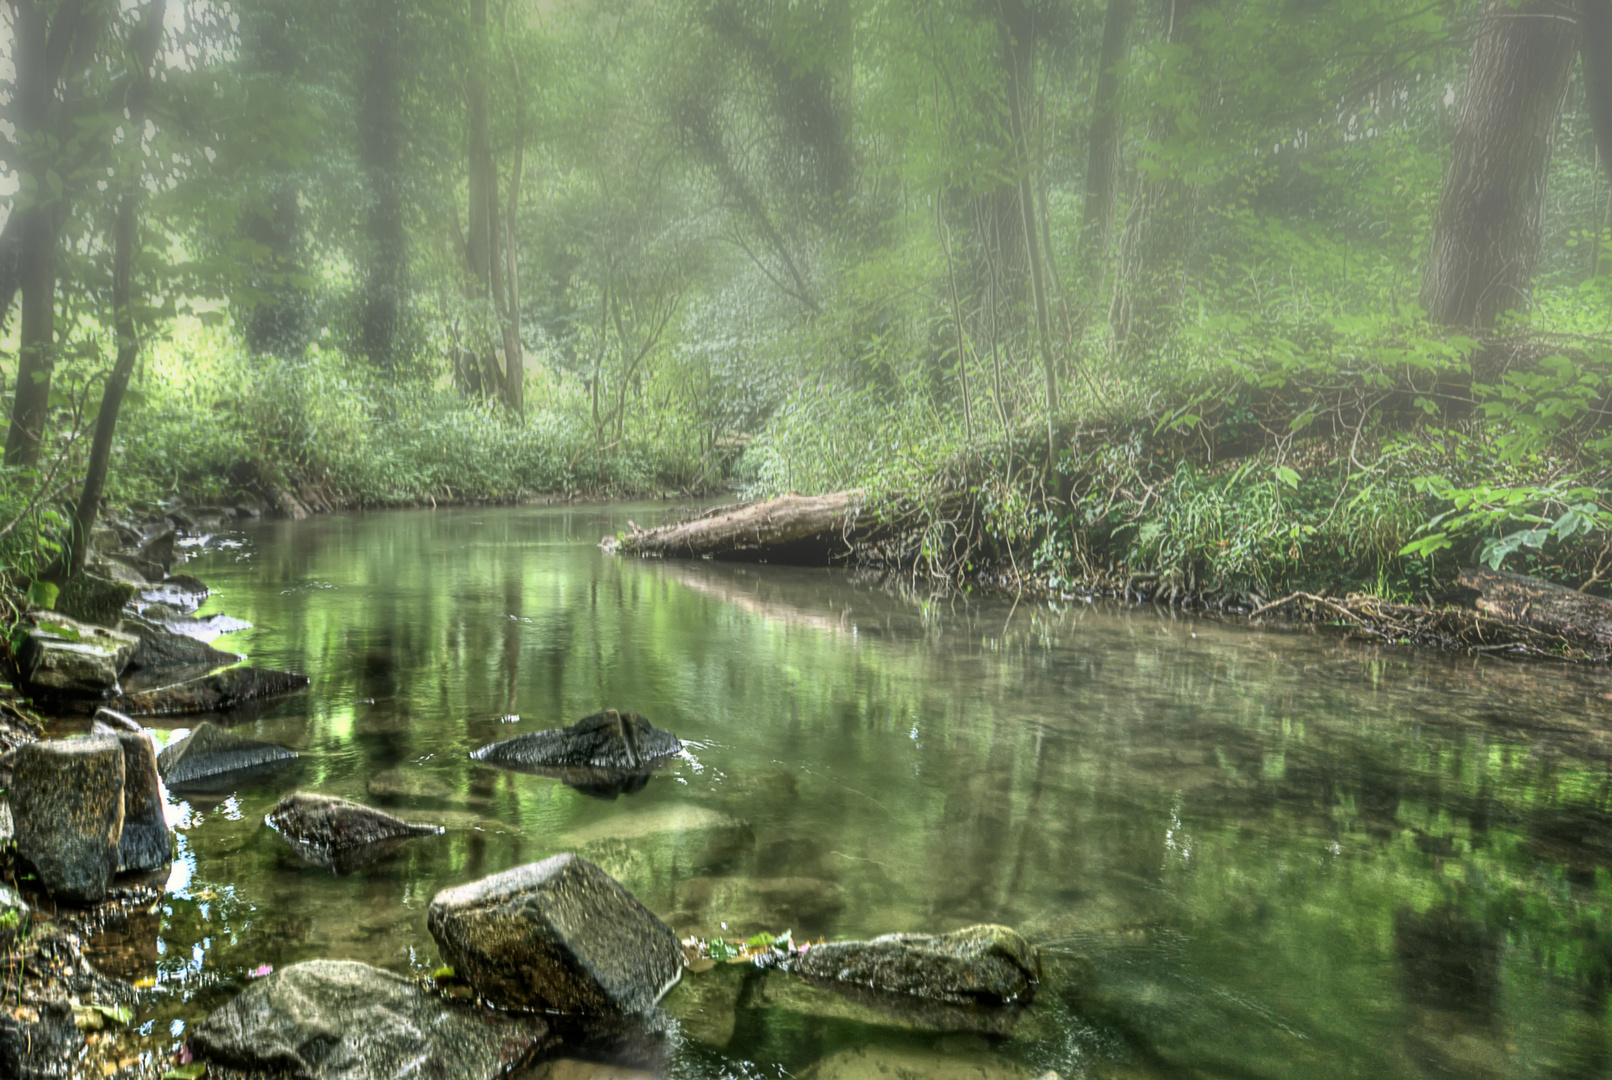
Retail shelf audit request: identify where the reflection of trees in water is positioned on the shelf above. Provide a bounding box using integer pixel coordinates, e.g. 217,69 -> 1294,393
179,510 -> 1612,1076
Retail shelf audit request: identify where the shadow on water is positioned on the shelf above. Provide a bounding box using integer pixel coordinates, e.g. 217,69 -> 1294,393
69,504 -> 1612,1079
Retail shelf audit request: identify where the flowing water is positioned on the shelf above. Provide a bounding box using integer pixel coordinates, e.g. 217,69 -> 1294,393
84,504 -> 1612,1078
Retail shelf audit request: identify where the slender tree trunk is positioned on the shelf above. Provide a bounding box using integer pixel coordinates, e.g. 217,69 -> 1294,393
8,213 -> 57,470
501,1 -> 526,415
1421,0 -> 1576,329
465,0 -> 501,397
1001,11 -> 1059,457
1111,0 -> 1200,361
1583,0 -> 1612,185
1080,0 -> 1132,271
359,0 -> 405,374
65,0 -> 167,577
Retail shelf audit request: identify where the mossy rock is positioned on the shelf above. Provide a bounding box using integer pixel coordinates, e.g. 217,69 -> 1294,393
55,572 -> 138,627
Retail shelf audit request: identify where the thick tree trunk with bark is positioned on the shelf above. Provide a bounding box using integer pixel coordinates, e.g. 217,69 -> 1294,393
1080,0 -> 1132,271
1421,0 -> 1576,329
604,491 -> 865,563
1461,567 -> 1612,650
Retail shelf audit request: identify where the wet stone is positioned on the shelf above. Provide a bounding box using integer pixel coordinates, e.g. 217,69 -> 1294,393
802,1045 -> 1049,1080
471,709 -> 682,771
268,792 -> 442,872
190,959 -> 546,1080
17,615 -> 138,698
0,1000 -> 81,1080
427,853 -> 684,1014
90,720 -> 171,872
11,736 -> 125,904
784,924 -> 1042,1006
117,665 -> 309,715
156,721 -> 299,787
54,571 -> 139,627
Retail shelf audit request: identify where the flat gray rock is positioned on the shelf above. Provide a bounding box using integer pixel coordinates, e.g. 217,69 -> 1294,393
427,853 -> 683,1014
783,924 -> 1041,1006
190,959 -> 546,1080
11,736 -> 125,903
157,721 -> 298,787
471,710 -> 681,771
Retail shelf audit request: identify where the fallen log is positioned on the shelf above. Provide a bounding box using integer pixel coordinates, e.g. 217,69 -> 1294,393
1460,567 -> 1612,652
602,491 -> 865,563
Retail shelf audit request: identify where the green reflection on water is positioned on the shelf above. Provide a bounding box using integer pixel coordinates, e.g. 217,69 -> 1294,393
107,506 -> 1612,1078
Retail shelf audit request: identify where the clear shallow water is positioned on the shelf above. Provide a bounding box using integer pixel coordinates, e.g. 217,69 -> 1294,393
83,505 -> 1612,1078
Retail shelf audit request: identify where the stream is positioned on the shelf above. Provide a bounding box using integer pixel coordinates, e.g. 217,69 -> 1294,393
80,504 -> 1612,1078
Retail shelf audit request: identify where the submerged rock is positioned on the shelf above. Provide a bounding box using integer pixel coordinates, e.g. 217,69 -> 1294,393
11,736 -> 125,903
802,1045 -> 1050,1080
268,792 -> 442,872
427,853 -> 683,1014
54,571 -> 139,625
156,721 -> 298,787
366,767 -> 456,804
471,710 -> 682,771
116,665 -> 309,715
190,959 -> 546,1080
89,720 -> 171,872
783,925 -> 1041,1006
0,1000 -> 81,1080
16,615 -> 138,698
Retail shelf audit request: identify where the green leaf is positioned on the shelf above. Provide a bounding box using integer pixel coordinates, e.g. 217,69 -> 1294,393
162,1065 -> 208,1080
26,581 -> 58,610
36,620 -> 80,642
1274,465 -> 1300,489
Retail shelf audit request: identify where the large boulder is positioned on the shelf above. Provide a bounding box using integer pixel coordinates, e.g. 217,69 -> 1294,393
268,792 -> 442,872
54,572 -> 139,626
10,736 -> 125,903
470,710 -> 681,771
117,666 -> 310,715
190,959 -> 546,1080
427,853 -> 683,1014
16,615 -> 138,698
156,721 -> 298,787
783,925 -> 1041,1006
90,720 -> 170,872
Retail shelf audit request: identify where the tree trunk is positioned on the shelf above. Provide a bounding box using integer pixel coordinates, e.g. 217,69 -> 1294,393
605,491 -> 866,562
501,0 -> 526,415
1579,0 -> 1612,185
1421,0 -> 1576,329
1111,0 -> 1199,360
64,0 -> 167,577
359,0 -> 404,374
465,0 -> 500,397
1079,0 -> 1133,272
6,0 -> 104,469
1001,12 -> 1059,456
